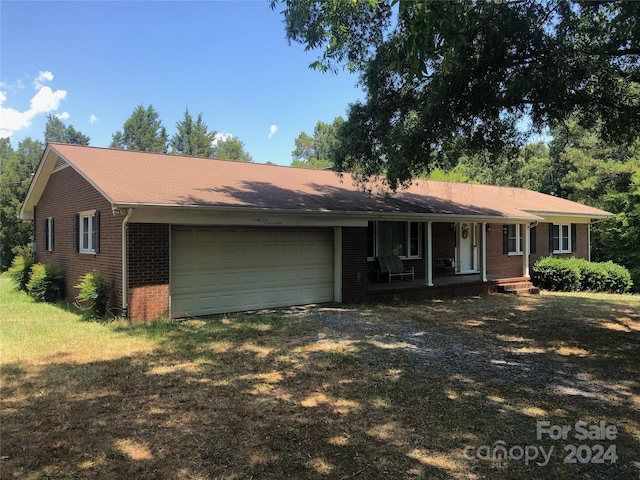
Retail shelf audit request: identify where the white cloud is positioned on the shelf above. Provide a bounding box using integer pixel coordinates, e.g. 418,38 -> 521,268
56,112 -> 70,120
213,132 -> 233,145
89,114 -> 99,124
268,124 -> 278,139
33,70 -> 54,89
0,76 -> 67,139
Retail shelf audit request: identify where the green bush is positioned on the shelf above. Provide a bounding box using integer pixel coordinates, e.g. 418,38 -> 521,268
531,257 -> 581,291
75,270 -> 112,318
602,261 -> 633,294
27,263 -> 65,302
629,267 -> 640,294
532,257 -> 632,294
7,253 -> 35,292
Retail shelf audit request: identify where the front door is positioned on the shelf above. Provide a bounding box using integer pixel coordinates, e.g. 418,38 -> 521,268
457,222 -> 478,273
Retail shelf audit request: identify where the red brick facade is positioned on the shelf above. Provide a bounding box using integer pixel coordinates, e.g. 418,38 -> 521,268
34,166 -> 124,313
341,227 -> 369,302
127,224 -> 170,320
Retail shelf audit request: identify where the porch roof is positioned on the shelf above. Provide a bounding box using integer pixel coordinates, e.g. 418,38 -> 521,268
21,143 -> 613,221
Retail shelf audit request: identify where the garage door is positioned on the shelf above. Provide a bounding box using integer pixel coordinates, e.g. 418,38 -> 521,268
171,227 -> 334,317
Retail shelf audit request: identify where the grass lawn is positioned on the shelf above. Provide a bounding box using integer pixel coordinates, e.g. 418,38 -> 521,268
1,275 -> 639,479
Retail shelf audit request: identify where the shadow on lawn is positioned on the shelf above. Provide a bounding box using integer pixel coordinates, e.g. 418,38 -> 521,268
1,294 -> 639,479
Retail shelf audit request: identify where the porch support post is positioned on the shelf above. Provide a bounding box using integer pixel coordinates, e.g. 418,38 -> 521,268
333,227 -> 343,302
481,222 -> 487,282
426,221 -> 434,286
523,223 -> 530,279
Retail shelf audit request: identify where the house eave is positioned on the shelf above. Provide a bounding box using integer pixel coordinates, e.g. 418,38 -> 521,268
113,202 -> 544,225
521,209 -> 614,220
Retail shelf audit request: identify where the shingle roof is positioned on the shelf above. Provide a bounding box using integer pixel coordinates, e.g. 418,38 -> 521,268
25,143 -> 613,221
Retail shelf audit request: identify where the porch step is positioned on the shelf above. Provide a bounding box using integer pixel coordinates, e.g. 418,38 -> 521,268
496,281 -> 540,295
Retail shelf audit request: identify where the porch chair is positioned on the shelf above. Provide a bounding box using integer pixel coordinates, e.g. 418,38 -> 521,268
377,255 -> 415,283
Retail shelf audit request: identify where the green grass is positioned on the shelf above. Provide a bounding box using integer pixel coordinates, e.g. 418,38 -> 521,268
1,274 -> 639,480
0,276 -> 154,365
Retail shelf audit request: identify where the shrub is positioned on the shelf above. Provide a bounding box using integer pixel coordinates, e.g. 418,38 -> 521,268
7,253 -> 35,292
602,261 -> 633,294
75,270 -> 112,318
27,263 -> 65,302
629,267 -> 640,294
532,257 -> 632,294
531,257 -> 581,291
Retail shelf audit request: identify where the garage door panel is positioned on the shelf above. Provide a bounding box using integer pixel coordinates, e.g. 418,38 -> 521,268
171,227 -> 334,317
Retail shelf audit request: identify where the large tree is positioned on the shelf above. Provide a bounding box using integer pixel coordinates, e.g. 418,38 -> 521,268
170,107 -> 217,157
44,115 -> 90,145
272,0 -> 640,189
0,138 -> 44,270
110,104 -> 168,153
291,117 -> 344,169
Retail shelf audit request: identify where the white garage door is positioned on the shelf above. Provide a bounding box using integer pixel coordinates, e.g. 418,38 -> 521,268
171,227 -> 334,317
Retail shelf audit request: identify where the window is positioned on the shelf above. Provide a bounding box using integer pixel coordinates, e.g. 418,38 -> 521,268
552,223 -> 571,253
367,221 -> 421,259
507,224 -> 523,254
78,210 -> 100,254
503,224 -> 536,255
44,217 -> 54,251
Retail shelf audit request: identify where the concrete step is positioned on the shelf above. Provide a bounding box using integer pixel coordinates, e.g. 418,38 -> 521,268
496,282 -> 540,295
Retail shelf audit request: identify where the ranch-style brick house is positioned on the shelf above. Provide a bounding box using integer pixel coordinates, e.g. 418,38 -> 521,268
20,143 -> 613,320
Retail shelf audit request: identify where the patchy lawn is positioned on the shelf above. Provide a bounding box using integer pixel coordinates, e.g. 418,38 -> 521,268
1,276 -> 639,479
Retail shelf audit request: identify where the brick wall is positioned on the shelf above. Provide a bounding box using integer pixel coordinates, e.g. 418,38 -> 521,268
432,222 -> 456,261
34,166 -> 123,312
487,222 -> 591,278
127,223 -> 170,320
486,223 -> 524,278
341,226 -> 369,302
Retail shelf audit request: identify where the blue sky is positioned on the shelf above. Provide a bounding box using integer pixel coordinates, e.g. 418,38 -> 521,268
0,1 -> 364,165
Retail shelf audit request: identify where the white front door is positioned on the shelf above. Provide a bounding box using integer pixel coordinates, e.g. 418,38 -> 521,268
457,222 -> 478,273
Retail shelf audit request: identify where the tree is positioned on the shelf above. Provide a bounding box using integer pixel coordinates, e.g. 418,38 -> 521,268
291,117 -> 344,169
0,138 -> 44,270
213,136 -> 253,162
110,104 -> 168,153
272,0 -> 640,189
44,115 -> 90,145
170,107 -> 217,157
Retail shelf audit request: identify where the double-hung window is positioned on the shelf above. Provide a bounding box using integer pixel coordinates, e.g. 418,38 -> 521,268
78,210 -> 100,254
507,224 -> 523,255
552,223 -> 571,253
367,221 -> 421,259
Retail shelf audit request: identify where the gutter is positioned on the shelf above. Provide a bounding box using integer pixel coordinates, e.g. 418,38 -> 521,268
121,208 -> 133,318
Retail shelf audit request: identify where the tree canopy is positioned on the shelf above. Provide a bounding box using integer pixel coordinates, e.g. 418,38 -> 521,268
291,117 -> 344,169
170,108 -> 217,157
272,0 -> 640,189
44,115 -> 90,145
110,104 -> 169,153
213,136 -> 253,162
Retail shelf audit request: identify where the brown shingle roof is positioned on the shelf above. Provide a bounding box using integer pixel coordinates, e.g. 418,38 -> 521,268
31,143 -> 612,220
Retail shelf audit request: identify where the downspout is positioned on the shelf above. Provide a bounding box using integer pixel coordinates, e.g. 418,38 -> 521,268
121,208 -> 133,318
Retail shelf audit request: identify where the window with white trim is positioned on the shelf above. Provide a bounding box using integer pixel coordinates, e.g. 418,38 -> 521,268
44,217 -> 54,251
79,210 -> 99,254
552,223 -> 571,253
367,221 -> 422,259
507,224 -> 523,254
